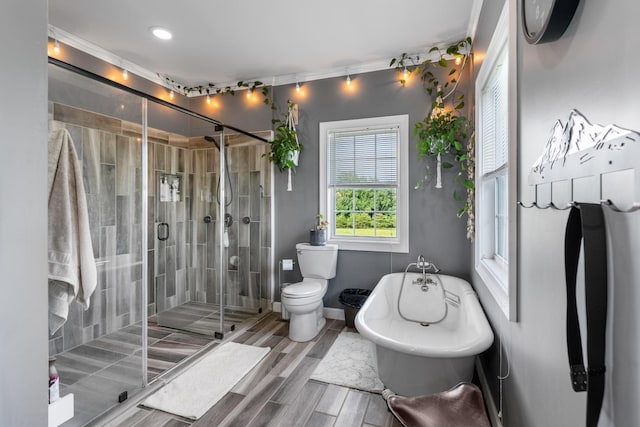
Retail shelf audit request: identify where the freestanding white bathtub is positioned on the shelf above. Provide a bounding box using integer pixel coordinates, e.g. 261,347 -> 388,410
355,272 -> 493,396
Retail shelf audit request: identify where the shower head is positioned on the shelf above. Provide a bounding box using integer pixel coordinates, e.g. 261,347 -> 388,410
204,135 -> 220,151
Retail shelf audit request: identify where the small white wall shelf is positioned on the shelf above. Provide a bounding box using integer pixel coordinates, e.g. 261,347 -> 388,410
48,393 -> 74,427
523,110 -> 640,212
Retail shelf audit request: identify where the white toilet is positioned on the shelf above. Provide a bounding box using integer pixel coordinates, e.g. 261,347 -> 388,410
281,243 -> 338,342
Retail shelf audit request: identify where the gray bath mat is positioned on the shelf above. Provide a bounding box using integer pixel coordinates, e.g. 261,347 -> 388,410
310,331 -> 384,393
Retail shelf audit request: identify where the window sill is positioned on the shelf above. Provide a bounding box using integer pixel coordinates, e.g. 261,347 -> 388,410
328,236 -> 408,253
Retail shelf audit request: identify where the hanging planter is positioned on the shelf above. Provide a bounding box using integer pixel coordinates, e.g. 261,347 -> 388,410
265,100 -> 303,191
390,38 -> 475,220
415,107 -> 472,196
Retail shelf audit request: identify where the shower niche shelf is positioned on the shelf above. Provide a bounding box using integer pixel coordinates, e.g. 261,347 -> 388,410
159,173 -> 181,203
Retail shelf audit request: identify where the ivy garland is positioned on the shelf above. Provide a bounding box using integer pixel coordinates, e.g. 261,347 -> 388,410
159,75 -> 304,174
159,74 -> 276,110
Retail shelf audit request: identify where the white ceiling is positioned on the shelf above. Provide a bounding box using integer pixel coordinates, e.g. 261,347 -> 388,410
49,0 -> 482,92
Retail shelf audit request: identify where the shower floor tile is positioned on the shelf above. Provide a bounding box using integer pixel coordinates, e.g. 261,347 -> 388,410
66,343 -> 128,364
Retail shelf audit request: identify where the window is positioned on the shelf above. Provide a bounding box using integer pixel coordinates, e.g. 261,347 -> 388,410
320,115 -> 409,252
476,1 -> 515,320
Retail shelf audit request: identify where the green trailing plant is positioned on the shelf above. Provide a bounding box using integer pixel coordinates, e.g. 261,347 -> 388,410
265,100 -> 303,172
414,108 -> 473,216
390,37 -> 474,218
160,73 -> 303,174
159,74 -> 276,110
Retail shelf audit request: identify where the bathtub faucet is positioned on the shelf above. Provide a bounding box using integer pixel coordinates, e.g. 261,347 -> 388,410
412,255 -> 440,289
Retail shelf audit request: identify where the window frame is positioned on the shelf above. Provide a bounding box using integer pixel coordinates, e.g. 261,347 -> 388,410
475,0 -> 518,321
319,115 -> 409,253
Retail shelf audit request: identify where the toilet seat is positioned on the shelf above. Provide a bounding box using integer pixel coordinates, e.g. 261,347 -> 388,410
282,281 -> 323,299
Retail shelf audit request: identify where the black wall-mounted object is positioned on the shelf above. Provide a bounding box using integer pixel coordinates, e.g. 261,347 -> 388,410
522,0 -> 580,45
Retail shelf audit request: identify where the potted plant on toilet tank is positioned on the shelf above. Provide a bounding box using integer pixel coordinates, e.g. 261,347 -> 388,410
310,214 -> 328,246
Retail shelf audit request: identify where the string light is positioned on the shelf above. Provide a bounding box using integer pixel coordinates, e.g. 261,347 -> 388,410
122,69 -> 128,80
455,56 -> 462,65
169,90 -> 174,100
246,87 -> 253,98
296,82 -> 300,93
346,75 -> 351,86
403,67 -> 408,79
206,94 -> 211,104
53,39 -> 60,54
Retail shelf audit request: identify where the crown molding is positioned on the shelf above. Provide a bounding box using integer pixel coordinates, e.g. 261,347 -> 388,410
467,0 -> 485,41
49,24 -> 476,98
48,25 -> 171,90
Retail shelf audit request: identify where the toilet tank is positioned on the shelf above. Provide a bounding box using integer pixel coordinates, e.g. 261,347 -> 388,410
296,243 -> 338,280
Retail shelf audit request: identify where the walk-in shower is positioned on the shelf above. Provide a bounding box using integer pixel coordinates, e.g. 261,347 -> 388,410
47,56 -> 273,425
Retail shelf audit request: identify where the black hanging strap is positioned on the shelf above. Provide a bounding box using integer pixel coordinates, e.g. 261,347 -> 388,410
564,203 -> 608,427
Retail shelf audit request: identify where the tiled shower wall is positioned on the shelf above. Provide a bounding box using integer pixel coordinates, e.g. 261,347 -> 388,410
48,103 -> 272,355
189,145 -> 272,309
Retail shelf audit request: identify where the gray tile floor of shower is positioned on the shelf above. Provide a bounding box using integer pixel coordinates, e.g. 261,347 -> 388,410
55,302 -> 262,427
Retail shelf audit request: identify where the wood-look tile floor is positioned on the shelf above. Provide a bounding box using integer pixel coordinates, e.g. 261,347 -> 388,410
104,312 -> 402,427
57,303 -> 262,427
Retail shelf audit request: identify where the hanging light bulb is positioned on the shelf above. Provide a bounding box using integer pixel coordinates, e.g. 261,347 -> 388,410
346,75 -> 351,86
296,82 -> 300,93
122,69 -> 128,80
206,94 -> 211,104
403,67 -> 408,79
247,87 -> 253,98
53,39 -> 60,54
455,56 -> 462,65
169,90 -> 174,100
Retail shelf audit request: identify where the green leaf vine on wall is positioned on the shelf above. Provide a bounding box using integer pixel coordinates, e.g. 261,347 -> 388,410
390,37 -> 475,220
158,74 -> 307,174
158,74 -> 277,110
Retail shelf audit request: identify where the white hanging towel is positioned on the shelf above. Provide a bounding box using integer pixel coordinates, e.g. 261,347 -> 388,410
47,128 -> 97,335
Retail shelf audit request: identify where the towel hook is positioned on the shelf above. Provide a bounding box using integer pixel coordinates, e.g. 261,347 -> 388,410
600,199 -> 640,213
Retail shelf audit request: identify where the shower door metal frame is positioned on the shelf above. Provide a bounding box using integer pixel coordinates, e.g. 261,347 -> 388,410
141,98 -> 149,385
216,127 -> 227,339
48,56 -> 269,341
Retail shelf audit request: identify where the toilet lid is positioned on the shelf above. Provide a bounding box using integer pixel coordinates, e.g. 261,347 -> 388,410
282,282 -> 323,298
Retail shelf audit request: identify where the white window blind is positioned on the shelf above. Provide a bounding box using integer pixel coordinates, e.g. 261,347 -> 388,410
481,47 -> 508,176
328,127 -> 399,187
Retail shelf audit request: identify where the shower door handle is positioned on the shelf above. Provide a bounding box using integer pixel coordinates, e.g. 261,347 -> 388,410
158,222 -> 169,241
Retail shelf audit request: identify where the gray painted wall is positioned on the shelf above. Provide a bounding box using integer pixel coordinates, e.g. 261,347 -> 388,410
0,1 -> 49,425
55,42 -> 471,312
472,0 -> 640,426
271,70 -> 472,307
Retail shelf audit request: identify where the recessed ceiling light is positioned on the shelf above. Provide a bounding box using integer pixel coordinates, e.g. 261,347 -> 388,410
151,27 -> 172,40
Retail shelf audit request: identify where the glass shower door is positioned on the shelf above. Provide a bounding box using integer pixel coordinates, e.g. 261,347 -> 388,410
153,123 -> 272,338
148,105 -> 233,337
48,63 -> 147,426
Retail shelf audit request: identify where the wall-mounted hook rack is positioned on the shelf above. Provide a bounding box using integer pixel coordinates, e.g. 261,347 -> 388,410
519,110 -> 640,214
